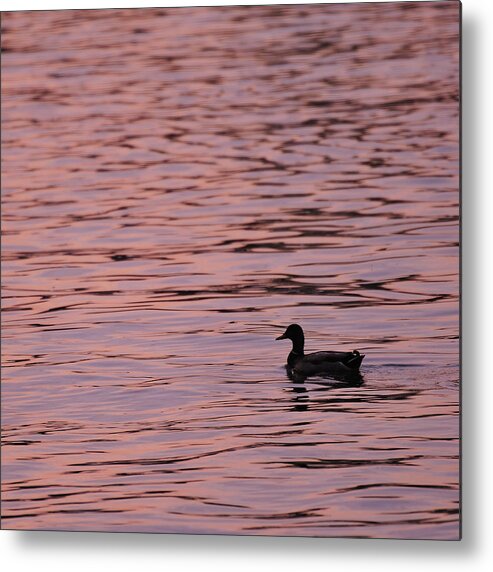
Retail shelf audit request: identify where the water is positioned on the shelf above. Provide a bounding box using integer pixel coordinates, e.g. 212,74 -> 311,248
1,3 -> 460,539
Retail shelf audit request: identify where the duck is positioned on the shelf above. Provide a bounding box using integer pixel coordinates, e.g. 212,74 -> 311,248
276,323 -> 365,377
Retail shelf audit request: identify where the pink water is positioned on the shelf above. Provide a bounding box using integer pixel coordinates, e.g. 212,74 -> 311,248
1,2 -> 460,539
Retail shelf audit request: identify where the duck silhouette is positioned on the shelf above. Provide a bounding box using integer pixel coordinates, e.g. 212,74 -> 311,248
276,324 -> 365,378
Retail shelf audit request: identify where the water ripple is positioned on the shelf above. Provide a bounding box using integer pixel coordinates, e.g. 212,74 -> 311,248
1,3 -> 459,538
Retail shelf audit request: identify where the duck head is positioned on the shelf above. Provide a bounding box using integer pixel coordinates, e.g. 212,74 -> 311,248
276,323 -> 305,354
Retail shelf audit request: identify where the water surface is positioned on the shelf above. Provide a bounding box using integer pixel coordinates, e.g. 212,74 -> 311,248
1,2 -> 460,539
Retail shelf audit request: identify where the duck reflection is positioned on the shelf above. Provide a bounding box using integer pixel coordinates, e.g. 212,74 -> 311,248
285,364 -> 364,386
288,382 -> 310,411
285,365 -> 364,411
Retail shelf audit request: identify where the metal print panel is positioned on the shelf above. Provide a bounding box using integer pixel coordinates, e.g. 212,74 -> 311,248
1,1 -> 460,539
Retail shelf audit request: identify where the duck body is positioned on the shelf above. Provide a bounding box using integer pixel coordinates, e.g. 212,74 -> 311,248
276,324 -> 364,378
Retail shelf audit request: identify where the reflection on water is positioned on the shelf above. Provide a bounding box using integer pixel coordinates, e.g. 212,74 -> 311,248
285,363 -> 365,385
1,3 -> 459,539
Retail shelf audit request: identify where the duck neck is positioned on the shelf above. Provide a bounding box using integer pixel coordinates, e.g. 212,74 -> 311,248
290,335 -> 304,356
287,338 -> 304,368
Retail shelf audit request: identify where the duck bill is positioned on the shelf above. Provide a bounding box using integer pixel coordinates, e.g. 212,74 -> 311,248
276,334 -> 287,340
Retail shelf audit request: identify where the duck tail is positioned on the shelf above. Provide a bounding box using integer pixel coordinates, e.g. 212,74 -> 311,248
347,350 -> 365,370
